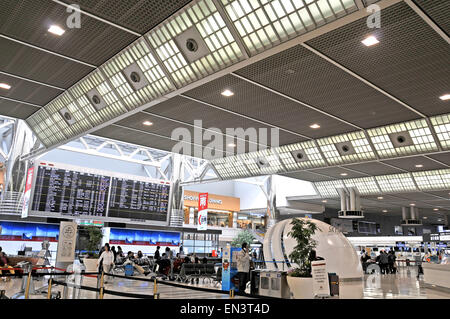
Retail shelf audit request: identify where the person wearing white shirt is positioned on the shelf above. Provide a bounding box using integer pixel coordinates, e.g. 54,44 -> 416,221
236,243 -> 251,293
97,243 -> 114,283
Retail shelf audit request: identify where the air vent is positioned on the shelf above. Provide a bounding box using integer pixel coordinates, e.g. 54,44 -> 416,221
290,150 -> 309,163
401,219 -> 422,226
389,131 -> 414,148
335,141 -> 356,156
59,107 -> 75,125
86,88 -> 107,111
256,157 -> 270,169
173,26 -> 210,63
122,63 -> 149,91
338,210 -> 364,219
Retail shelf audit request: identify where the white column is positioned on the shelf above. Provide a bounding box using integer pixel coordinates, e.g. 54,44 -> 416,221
402,207 -> 408,220
337,188 -> 347,211
350,188 -> 356,211
410,206 -> 416,220
189,207 -> 195,225
233,212 -> 238,228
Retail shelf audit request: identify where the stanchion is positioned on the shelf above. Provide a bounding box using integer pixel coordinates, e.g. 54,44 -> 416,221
24,271 -> 32,299
47,278 -> 53,299
99,271 -> 105,299
229,289 -> 235,299
153,278 -> 158,299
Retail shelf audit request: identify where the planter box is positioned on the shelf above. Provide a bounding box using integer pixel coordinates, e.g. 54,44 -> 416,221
286,276 -> 314,299
82,258 -> 98,272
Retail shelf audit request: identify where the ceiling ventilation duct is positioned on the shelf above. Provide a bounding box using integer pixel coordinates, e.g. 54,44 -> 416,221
337,187 -> 364,219
401,206 -> 422,226
389,131 -> 415,148
58,107 -> 75,126
290,149 -> 309,163
86,88 -> 108,111
122,62 -> 150,91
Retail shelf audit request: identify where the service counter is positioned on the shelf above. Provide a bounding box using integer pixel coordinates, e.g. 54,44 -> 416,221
423,263 -> 450,289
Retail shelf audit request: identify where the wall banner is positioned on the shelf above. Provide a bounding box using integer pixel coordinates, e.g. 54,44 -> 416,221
21,167 -> 34,218
197,193 -> 208,231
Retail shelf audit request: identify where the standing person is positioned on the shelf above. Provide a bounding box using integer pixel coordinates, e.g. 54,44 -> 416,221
111,246 -> 117,263
117,246 -> 124,258
97,243 -> 115,283
236,242 -> 250,293
379,250 -> 389,274
154,246 -> 161,261
388,251 -> 396,274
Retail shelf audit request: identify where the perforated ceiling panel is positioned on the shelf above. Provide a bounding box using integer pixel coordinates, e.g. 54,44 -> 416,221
0,99 -> 40,119
60,0 -> 194,34
415,0 -> 450,36
0,73 -> 61,106
0,0 -> 138,66
0,37 -> 93,89
235,43 -> 419,128
341,162 -> 404,176
184,74 -> 357,139
381,156 -> 448,172
306,2 -> 450,117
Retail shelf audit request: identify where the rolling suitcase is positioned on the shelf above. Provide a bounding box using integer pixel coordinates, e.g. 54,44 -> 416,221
125,264 -> 134,276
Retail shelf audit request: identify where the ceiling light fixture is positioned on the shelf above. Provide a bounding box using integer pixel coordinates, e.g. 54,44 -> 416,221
309,124 -> 320,129
382,210 -> 388,213
321,200 -> 327,203
415,164 -> 423,168
433,208 -> 439,211
227,143 -> 236,147
340,173 -> 348,176
143,121 -> 153,126
0,83 -> 11,90
362,35 -> 379,47
221,89 -> 234,97
410,203 -> 416,206
423,217 -> 427,219
439,94 -> 450,101
48,25 -> 65,36
377,196 -> 384,200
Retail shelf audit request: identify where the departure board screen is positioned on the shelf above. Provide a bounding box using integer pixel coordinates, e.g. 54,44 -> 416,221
108,178 -> 170,221
31,166 -> 110,217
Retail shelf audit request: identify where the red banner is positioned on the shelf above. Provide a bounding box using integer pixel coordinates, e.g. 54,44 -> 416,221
198,193 -> 208,211
21,167 -> 34,218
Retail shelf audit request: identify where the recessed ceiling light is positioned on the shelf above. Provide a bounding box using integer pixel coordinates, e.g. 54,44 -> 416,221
340,173 -> 348,176
321,200 -> 327,203
377,196 -> 383,200
382,210 -> 388,213
439,94 -> 450,101
0,83 -> 11,90
362,35 -> 379,47
48,25 -> 65,36
221,89 -> 234,97
309,124 -> 320,129
415,164 -> 423,168
410,203 -> 416,206
143,121 -> 153,126
433,208 -> 439,211
423,217 -> 427,219
227,143 -> 236,148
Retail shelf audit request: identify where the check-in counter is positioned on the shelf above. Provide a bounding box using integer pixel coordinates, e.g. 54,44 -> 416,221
423,263 -> 450,289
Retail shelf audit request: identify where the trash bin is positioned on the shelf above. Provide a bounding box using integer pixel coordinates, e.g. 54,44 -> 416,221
250,270 -> 261,295
328,273 -> 339,296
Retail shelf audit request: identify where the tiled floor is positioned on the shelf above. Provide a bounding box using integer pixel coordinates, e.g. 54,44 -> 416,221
1,267 -> 449,299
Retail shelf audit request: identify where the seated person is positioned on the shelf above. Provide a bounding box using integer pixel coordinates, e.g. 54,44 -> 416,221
0,252 -> 15,281
123,251 -> 150,276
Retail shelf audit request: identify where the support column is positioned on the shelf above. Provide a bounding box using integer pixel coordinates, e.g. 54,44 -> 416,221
410,206 -> 416,220
337,188 -> 347,211
169,154 -> 184,227
349,188 -> 356,211
266,175 -> 278,229
402,207 -> 408,221
189,207 -> 195,225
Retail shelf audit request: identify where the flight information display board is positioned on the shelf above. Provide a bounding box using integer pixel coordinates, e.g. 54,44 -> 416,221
108,178 -> 170,221
31,166 -> 110,217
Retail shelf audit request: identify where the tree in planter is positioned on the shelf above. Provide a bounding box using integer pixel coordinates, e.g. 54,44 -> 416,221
231,229 -> 255,248
287,218 -> 320,277
85,226 -> 103,258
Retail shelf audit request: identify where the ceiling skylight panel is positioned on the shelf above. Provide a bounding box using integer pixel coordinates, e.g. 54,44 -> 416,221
343,177 -> 380,195
375,173 -> 417,193
430,114 -> 450,150
314,180 -> 344,198
413,169 -> 450,191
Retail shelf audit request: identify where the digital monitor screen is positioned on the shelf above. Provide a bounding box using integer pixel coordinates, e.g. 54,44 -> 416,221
109,228 -> 180,246
108,178 -> 170,222
31,166 -> 110,217
0,221 -> 59,242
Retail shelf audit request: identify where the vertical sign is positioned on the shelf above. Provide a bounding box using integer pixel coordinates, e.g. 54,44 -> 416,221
311,260 -> 330,298
21,167 -> 34,218
197,192 -> 208,231
56,221 -> 77,263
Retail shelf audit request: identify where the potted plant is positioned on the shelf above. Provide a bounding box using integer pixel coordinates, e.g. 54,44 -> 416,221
286,218 -> 319,299
231,229 -> 255,248
81,226 -> 103,272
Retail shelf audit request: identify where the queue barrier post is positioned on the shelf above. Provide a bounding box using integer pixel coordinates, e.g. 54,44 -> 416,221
24,271 -> 32,299
153,278 -> 158,299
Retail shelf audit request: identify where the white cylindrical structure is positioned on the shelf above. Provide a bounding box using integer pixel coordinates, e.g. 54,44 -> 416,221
402,207 -> 408,220
337,188 -> 346,211
410,206 -> 416,220
349,188 -> 356,211
415,208 -> 419,220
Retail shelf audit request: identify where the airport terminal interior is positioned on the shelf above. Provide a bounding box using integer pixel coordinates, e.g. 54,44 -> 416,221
0,0 -> 449,301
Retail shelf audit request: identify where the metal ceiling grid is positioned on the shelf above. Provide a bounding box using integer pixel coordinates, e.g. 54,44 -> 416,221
367,119 -> 438,158
427,153 -> 450,166
415,0 -> 450,36
0,0 -> 138,66
69,70 -> 128,128
235,42 -> 419,129
342,177 -> 380,195
221,0 -> 358,54
184,74 -> 357,138
306,2 -> 450,117
212,156 -> 250,178
317,131 -> 376,165
26,108 -> 66,146
281,170 -> 333,182
277,140 -> 326,170
0,73 -> 62,106
431,114 -> 450,150
314,180 -> 344,197
375,173 -> 418,193
0,37 -> 93,89
146,0 -> 245,88
413,169 -> 450,191
145,95 -> 293,147
100,39 -> 175,110
308,166 -> 368,178
60,0 -> 194,34
0,99 -> 40,119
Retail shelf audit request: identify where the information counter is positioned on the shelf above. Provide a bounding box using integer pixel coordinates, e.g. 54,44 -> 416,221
423,263 -> 450,289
